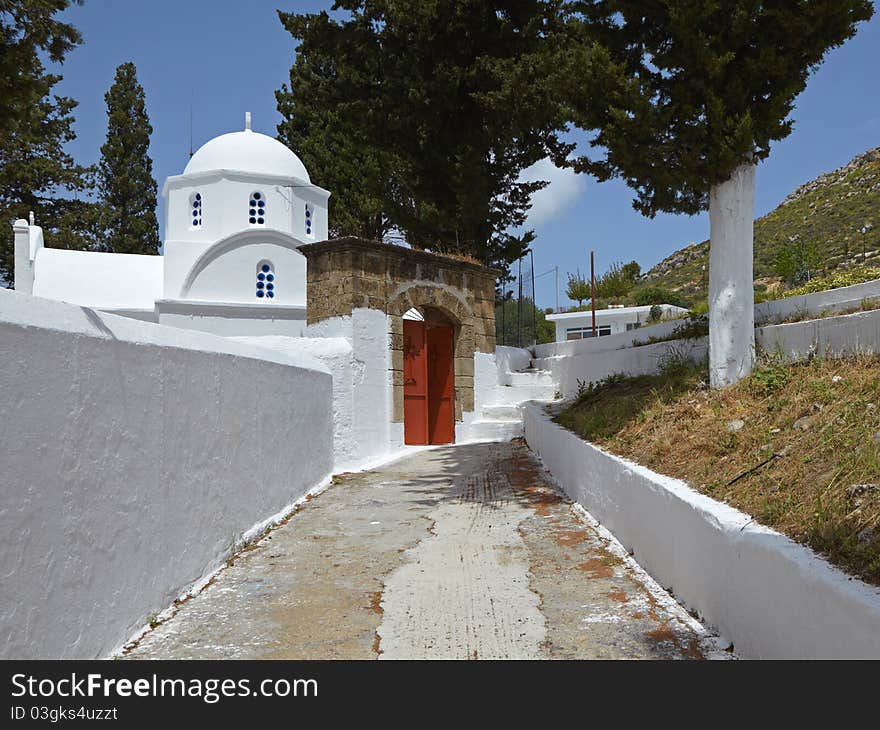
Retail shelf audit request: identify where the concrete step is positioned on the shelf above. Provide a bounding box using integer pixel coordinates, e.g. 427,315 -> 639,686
481,404 -> 522,421
507,370 -> 555,387
463,419 -> 524,443
497,383 -> 558,403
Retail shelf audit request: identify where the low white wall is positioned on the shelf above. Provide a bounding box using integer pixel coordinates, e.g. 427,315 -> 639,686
533,317 -> 684,360
0,290 -> 334,658
757,308 -> 880,361
523,404 -> 880,658
755,278 -> 880,325
538,337 -> 708,398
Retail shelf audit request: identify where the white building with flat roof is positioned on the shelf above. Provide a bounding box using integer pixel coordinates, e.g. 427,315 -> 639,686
546,304 -> 689,342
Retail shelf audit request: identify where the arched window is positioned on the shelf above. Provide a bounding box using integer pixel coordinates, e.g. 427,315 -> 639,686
190,192 -> 202,227
249,192 -> 266,225
256,261 -> 275,300
304,203 -> 312,236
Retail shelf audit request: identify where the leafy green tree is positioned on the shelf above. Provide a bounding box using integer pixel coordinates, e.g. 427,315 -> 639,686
596,260 -> 639,300
0,2 -> 96,285
565,269 -> 591,306
774,233 -> 826,285
561,0 -> 873,386
621,260 -> 641,284
276,1 -> 572,273
96,62 -> 159,255
634,286 -> 685,309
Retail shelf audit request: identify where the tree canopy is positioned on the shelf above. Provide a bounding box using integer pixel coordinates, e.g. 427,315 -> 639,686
561,0 -> 875,217
0,1 -> 83,139
97,62 -> 159,255
276,0 -> 572,272
565,269 -> 591,306
0,1 -> 95,284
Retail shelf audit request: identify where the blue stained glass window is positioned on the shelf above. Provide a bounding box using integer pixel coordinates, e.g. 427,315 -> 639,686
191,193 -> 203,227
250,192 -> 266,224
256,261 -> 276,301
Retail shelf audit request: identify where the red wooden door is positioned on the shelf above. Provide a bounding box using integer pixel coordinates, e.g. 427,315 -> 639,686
426,323 -> 455,445
403,319 -> 428,445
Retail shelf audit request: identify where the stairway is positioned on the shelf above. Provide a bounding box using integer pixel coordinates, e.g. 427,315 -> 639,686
463,363 -> 558,442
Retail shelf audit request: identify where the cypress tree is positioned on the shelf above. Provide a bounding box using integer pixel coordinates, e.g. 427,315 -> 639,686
561,1 -> 873,386
97,62 -> 159,255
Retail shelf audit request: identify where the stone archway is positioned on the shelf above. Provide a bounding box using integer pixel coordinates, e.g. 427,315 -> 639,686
298,237 -> 498,429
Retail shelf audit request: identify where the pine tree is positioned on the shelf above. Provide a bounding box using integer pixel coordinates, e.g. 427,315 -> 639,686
276,1 -> 572,273
96,62 -> 159,255
0,2 -> 97,286
561,1 -> 874,386
0,1 -> 82,140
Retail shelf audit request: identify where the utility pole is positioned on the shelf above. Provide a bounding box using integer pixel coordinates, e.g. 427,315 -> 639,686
555,266 -> 559,313
530,251 -> 536,347
590,250 -> 597,338
517,256 -> 523,349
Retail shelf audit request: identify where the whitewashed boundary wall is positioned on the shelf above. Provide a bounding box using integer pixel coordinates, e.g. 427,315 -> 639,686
533,317 -> 685,360
236,308 -> 396,473
756,307 -> 880,361
538,338 -> 708,398
524,404 -> 880,658
755,278 -> 880,325
0,290 -> 334,658
533,278 -> 880,362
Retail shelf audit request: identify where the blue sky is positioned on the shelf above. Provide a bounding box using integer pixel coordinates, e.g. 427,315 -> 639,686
55,1 -> 879,310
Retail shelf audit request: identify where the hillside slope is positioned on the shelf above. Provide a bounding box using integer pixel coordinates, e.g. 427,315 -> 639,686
638,147 -> 880,305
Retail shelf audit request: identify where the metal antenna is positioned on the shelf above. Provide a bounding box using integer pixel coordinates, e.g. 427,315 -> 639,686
188,88 -> 194,158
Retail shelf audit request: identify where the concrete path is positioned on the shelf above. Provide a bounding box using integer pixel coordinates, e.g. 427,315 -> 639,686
125,441 -> 730,660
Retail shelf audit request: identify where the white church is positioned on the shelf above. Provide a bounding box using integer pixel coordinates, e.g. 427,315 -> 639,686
14,113 -> 329,337
11,115 -> 551,465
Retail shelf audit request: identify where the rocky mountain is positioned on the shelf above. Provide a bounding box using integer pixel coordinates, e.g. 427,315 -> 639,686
637,147 -> 880,305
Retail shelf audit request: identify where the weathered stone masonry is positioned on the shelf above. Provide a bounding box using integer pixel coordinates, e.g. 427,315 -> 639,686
299,237 -> 497,423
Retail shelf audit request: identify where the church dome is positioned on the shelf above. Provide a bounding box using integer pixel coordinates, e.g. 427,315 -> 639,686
184,126 -> 311,182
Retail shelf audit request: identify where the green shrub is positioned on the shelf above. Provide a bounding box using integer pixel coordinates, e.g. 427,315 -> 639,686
785,267 -> 880,297
634,286 -> 686,308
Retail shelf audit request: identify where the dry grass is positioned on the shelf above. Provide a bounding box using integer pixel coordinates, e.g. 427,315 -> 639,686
556,355 -> 880,585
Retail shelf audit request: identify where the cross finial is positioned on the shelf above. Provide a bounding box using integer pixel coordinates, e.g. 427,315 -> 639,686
245,112 -> 252,132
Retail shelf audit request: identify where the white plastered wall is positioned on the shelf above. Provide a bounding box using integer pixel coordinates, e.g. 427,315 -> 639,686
524,404 -> 880,658
0,289 -> 333,659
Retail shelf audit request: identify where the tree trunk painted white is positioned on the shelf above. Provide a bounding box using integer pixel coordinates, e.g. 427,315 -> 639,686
708,161 -> 757,388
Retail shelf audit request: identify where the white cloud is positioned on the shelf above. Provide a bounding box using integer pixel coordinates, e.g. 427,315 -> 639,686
518,158 -> 585,229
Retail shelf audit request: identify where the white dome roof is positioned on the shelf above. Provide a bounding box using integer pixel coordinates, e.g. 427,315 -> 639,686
184,129 -> 310,182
